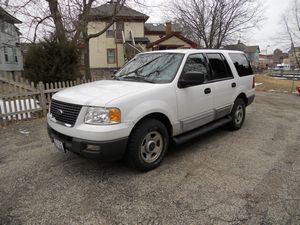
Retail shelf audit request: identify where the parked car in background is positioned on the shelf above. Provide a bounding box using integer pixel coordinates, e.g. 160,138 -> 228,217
296,86 -> 300,93
47,49 -> 255,171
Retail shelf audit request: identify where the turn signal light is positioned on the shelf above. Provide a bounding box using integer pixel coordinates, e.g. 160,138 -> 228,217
108,108 -> 121,123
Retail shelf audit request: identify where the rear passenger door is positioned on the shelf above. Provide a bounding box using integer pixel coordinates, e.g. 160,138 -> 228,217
206,53 -> 236,119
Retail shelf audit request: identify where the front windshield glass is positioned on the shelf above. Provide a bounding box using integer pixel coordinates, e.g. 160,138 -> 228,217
114,53 -> 184,83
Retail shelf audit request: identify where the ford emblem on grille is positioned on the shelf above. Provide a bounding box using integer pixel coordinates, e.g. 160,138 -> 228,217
57,109 -> 64,115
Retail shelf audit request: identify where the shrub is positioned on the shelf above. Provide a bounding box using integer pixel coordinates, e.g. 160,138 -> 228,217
23,39 -> 82,83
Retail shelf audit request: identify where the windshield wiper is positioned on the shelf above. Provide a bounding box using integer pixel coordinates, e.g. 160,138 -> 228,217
117,54 -> 171,78
122,75 -> 155,83
111,75 -> 121,80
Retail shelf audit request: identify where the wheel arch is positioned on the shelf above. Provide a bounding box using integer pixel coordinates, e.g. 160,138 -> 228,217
236,92 -> 248,106
129,112 -> 173,138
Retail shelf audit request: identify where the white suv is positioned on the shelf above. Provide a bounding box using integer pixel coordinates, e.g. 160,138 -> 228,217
47,49 -> 255,171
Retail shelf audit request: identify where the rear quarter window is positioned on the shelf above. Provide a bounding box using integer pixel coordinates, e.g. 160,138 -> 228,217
229,53 -> 253,77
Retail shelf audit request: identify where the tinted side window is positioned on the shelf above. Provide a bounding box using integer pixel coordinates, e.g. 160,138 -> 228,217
182,54 -> 209,82
229,53 -> 253,76
206,53 -> 233,80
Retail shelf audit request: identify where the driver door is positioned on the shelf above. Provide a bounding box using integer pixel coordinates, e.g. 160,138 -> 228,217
176,53 -> 214,132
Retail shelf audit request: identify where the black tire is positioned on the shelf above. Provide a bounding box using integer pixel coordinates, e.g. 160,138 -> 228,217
126,119 -> 169,171
227,98 -> 246,130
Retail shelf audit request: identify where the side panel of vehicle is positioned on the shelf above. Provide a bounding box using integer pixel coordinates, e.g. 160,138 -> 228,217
224,52 -> 255,101
106,83 -> 181,136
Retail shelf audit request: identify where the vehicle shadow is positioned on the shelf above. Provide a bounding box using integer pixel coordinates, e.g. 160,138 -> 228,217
56,126 -> 228,177
167,127 -> 227,157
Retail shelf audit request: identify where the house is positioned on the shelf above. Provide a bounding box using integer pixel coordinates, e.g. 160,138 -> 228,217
0,7 -> 23,76
87,2 -> 197,77
224,41 -> 260,69
272,48 -> 288,65
258,54 -> 273,70
144,22 -> 197,50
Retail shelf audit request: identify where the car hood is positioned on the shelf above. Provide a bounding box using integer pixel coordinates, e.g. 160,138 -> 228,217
52,80 -> 157,106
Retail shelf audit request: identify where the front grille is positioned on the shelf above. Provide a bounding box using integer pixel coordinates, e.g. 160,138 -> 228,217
50,99 -> 82,126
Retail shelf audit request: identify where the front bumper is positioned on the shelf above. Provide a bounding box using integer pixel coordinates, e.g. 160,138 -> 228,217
47,125 -> 128,160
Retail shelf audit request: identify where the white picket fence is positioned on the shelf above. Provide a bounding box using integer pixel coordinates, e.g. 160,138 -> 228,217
0,74 -> 99,126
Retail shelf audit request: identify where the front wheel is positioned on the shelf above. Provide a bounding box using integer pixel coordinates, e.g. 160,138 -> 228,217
227,98 -> 246,130
126,119 -> 169,171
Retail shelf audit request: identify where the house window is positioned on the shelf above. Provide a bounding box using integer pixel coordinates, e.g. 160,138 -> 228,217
107,49 -> 116,64
1,21 -> 14,35
4,46 -> 9,62
115,22 -> 124,42
13,48 -> 18,63
106,23 -> 114,38
3,46 -> 16,63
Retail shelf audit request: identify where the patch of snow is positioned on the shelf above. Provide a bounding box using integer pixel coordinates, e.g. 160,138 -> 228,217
273,77 -> 287,80
255,82 -> 263,86
19,128 -> 30,135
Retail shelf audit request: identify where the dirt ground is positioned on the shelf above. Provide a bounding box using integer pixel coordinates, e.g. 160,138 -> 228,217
0,92 -> 299,225
255,74 -> 300,93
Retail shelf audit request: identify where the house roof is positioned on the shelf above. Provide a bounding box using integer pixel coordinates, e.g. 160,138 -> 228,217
0,6 -> 21,24
259,54 -> 273,59
133,37 -> 150,43
89,3 -> 149,21
145,23 -> 181,34
147,33 -> 197,48
125,37 -> 150,44
224,42 -> 260,53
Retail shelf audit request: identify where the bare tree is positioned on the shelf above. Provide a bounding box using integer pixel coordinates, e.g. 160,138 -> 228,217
282,0 -> 300,68
170,0 -> 264,48
1,0 -> 135,78
42,0 -> 128,78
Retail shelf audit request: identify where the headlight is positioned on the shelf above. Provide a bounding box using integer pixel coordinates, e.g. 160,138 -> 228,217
84,107 -> 121,125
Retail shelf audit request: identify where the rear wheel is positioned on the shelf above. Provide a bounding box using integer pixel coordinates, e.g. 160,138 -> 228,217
227,98 -> 246,130
126,119 -> 169,171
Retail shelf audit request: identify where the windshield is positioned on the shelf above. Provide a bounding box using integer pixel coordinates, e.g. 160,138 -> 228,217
113,53 -> 184,83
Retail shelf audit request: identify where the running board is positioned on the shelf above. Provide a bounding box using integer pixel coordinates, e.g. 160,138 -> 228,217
172,117 -> 232,145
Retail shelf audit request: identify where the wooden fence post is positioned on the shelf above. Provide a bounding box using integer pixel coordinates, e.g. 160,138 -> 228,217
38,82 -> 47,116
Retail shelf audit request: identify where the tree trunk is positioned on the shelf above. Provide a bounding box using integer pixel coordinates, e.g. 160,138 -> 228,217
46,0 -> 67,43
84,38 -> 91,80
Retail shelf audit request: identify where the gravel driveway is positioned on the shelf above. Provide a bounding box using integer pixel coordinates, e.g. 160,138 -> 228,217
0,92 -> 299,225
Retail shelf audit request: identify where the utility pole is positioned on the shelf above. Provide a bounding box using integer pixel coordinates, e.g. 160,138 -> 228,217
266,45 -> 271,69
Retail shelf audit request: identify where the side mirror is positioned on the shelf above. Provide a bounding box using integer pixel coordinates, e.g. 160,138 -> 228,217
111,69 -> 119,79
178,71 -> 205,88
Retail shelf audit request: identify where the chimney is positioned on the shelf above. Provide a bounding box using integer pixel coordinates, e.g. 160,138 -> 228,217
165,22 -> 172,35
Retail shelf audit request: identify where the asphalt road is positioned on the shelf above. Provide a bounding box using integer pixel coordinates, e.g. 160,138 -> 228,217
0,92 -> 299,225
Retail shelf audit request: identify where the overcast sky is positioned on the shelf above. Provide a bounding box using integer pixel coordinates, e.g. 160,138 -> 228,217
144,0 -> 293,54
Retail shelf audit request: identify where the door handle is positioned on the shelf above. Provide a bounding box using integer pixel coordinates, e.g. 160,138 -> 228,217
204,88 -> 211,94
232,82 -> 236,88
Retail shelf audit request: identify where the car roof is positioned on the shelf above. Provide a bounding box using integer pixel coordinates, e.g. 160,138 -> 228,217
139,49 -> 244,55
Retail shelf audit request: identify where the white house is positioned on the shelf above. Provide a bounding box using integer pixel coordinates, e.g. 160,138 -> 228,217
0,7 -> 23,75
